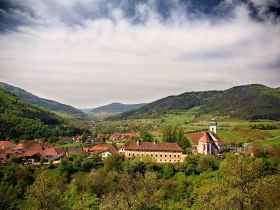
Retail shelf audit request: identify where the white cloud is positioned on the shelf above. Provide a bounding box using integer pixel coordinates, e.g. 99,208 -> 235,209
0,1 -> 279,108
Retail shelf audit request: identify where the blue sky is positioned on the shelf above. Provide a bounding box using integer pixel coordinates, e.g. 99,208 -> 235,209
0,0 -> 279,108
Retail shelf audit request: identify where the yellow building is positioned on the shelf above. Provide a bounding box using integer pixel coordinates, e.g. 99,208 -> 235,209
125,141 -> 185,163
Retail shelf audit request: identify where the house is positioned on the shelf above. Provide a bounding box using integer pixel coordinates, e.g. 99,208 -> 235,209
23,143 -> 64,163
67,147 -> 83,156
0,141 -> 15,150
89,145 -> 119,159
187,118 -> 224,155
97,133 -> 105,141
118,145 -> 126,155
125,141 -> 185,163
90,145 -> 109,152
4,149 -> 24,158
110,133 -> 121,141
85,136 -> 97,144
110,133 -> 139,141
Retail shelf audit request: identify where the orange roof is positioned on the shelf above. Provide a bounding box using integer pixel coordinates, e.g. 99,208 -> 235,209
90,145 -> 109,152
198,132 -> 212,143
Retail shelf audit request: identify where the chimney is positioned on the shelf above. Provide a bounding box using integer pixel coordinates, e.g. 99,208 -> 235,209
137,140 -> 140,145
154,140 -> 157,145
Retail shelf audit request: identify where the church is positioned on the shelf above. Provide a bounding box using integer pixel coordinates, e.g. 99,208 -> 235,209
187,118 -> 224,155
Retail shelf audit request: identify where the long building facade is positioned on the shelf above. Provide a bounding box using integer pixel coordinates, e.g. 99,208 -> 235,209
125,141 -> 185,163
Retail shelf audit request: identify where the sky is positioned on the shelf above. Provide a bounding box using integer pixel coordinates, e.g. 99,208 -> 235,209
0,0 -> 279,108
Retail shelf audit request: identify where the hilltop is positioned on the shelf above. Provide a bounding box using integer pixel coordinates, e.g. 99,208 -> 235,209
0,82 -> 86,118
108,84 -> 280,121
0,88 -> 82,140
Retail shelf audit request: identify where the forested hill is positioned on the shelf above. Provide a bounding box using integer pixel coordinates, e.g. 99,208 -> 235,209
90,102 -> 147,113
108,84 -> 280,120
0,88 -> 82,140
0,82 -> 86,117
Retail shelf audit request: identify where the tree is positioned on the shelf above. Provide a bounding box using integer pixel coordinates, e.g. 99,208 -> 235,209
73,193 -> 100,210
104,154 -> 124,172
197,155 -> 217,173
24,172 -> 64,210
0,182 -> 18,210
140,130 -> 153,142
195,154 -> 264,210
162,125 -> 190,151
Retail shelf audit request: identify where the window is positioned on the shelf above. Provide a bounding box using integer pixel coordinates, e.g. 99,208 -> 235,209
151,154 -> 153,157
160,155 -> 162,157
129,154 -> 131,156
170,155 -> 171,157
165,155 -> 167,157
156,154 -> 157,157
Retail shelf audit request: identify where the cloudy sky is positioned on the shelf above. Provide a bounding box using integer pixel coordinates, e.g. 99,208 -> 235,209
0,0 -> 279,108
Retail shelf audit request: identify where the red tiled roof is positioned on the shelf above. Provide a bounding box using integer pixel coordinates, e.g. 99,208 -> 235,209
28,144 -> 44,151
0,154 -> 7,159
55,148 -> 64,154
4,149 -> 23,155
90,145 -> 109,152
43,148 -> 57,156
24,149 -> 42,157
187,132 -> 204,145
198,133 -> 212,143
0,141 -> 15,149
125,141 -> 183,152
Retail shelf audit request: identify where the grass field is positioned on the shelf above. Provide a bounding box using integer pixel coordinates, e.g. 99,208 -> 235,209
264,129 -> 280,137
60,142 -> 82,148
218,130 -> 243,141
259,136 -> 280,146
258,129 -> 280,146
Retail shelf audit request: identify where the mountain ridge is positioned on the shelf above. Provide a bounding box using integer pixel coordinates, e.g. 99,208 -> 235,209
107,84 -> 280,121
90,102 -> 147,113
0,82 -> 86,117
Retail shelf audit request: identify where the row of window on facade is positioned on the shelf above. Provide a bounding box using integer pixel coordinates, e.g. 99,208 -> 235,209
128,153 -> 180,158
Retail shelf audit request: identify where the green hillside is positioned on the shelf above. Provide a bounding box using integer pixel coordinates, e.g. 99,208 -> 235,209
0,88 -> 82,140
90,102 -> 147,113
0,82 -> 86,118
108,84 -> 280,121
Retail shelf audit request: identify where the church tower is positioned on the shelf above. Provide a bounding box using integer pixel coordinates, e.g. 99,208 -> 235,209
209,118 -> 217,134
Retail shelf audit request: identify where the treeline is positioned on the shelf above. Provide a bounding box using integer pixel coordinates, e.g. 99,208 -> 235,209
0,88 -> 85,141
108,84 -> 280,121
0,144 -> 279,209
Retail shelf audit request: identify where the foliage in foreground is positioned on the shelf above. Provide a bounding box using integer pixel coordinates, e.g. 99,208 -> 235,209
0,146 -> 279,210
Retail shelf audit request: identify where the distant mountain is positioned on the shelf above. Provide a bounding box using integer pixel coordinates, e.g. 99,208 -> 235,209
90,103 -> 147,113
0,82 -> 86,117
108,84 -> 280,121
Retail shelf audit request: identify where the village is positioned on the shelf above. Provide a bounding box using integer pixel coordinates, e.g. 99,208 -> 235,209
0,118 -> 251,166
